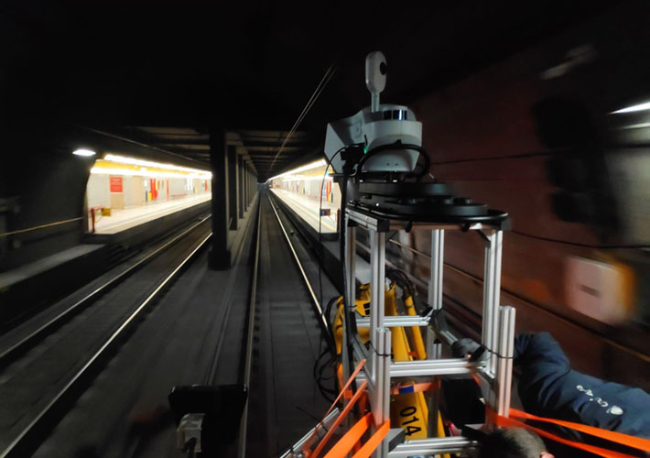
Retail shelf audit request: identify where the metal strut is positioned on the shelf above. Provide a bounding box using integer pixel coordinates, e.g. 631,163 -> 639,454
341,207 -> 514,458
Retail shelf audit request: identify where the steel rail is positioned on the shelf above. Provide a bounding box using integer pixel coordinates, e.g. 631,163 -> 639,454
268,195 -> 332,339
0,215 -> 211,369
204,196 -> 260,383
1,231 -> 212,458
237,199 -> 262,458
237,195 -> 333,457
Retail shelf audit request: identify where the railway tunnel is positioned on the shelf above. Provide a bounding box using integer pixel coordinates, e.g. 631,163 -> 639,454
1,2 -> 650,457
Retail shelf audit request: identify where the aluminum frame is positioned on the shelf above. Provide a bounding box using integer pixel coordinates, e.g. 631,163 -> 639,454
356,315 -> 431,328
342,207 -> 513,458
387,436 -> 479,457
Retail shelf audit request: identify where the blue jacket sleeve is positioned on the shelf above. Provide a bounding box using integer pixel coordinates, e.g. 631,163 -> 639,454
514,332 -> 570,369
514,333 -> 650,438
514,332 -> 572,416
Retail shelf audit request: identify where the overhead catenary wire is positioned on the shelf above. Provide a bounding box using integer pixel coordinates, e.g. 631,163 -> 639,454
268,64 -> 337,174
269,68 -> 334,173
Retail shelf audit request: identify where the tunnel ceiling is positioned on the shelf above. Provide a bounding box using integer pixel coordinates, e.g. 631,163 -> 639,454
113,126 -> 319,179
0,0 -> 616,180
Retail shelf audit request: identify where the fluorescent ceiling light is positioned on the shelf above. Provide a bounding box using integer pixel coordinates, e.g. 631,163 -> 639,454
269,159 -> 326,181
90,167 -> 211,179
73,148 -> 97,156
618,122 -> 650,130
280,175 -> 332,182
612,101 -> 650,114
90,154 -> 212,179
103,153 -> 211,176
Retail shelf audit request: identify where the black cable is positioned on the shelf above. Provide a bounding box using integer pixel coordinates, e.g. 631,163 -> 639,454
318,166 -> 326,333
313,347 -> 338,403
317,161 -> 329,338
324,296 -> 339,325
315,297 -> 343,403
318,147 -> 346,352
313,146 -> 357,406
296,405 -> 330,432
313,346 -> 331,379
386,267 -> 417,302
338,172 -> 358,392
321,142 -> 431,410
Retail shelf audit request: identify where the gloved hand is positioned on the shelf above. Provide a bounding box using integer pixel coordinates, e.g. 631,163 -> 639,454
451,338 -> 481,359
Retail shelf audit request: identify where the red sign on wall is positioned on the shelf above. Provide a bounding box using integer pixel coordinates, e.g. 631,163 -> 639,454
110,176 -> 123,193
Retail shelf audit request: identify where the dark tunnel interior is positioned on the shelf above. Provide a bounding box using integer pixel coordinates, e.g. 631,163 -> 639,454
1,2 -> 650,457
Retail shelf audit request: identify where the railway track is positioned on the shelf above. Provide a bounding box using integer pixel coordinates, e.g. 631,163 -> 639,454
239,194 -> 334,457
0,192 -> 458,457
9,185 -> 630,457
0,216 -> 212,370
0,217 -> 212,458
0,191 -> 335,458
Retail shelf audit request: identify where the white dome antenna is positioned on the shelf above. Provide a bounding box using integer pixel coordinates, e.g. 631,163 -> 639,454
365,51 -> 387,112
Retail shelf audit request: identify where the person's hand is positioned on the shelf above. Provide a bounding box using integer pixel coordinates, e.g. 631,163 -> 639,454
452,338 -> 481,359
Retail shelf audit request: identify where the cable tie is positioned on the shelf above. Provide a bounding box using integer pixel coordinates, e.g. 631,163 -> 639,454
482,347 -> 514,360
368,342 -> 392,358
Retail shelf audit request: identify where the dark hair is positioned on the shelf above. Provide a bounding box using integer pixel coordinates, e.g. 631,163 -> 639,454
479,428 -> 547,458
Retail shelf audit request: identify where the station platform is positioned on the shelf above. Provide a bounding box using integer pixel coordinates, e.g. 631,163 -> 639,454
0,244 -> 104,290
93,193 -> 211,234
269,191 -> 371,289
0,243 -> 110,325
270,189 -> 338,238
86,194 -> 211,248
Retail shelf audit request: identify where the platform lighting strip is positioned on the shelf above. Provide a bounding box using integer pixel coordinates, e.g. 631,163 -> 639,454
269,159 -> 326,181
72,148 -> 97,156
102,154 -> 212,177
279,175 -> 333,182
90,154 -> 212,179
90,167 -> 209,179
618,122 -> 650,130
612,101 -> 650,114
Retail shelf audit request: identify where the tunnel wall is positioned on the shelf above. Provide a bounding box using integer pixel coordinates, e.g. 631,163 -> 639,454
0,138 -> 92,272
402,3 -> 650,387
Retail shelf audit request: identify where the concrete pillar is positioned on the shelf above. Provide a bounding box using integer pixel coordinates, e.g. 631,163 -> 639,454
227,145 -> 239,230
251,172 -> 256,203
208,126 -> 231,270
251,171 -> 255,202
248,169 -> 252,205
244,166 -> 249,209
238,156 -> 245,218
